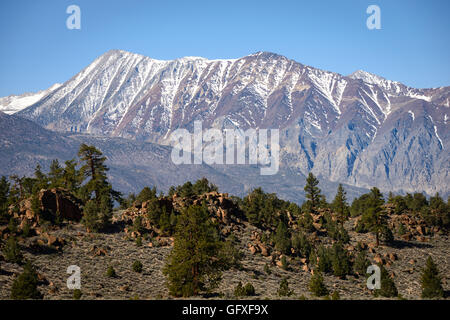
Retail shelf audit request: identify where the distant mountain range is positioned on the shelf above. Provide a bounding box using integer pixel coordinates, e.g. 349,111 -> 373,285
1,50 -> 448,200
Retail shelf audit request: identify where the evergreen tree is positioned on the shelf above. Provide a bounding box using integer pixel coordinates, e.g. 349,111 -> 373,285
331,242 -> 351,278
48,159 -> 63,188
375,265 -> 398,298
0,176 -> 10,224
356,187 -> 387,247
309,271 -> 329,297
136,186 -> 157,203
277,278 -> 293,297
331,184 -> 349,225
10,261 -> 42,299
421,256 -> 444,298
353,250 -> 370,276
61,159 -> 82,192
3,236 -> 23,264
33,164 -> 49,192
163,204 -> 228,297
274,220 -> 291,255
304,173 -> 321,214
78,144 -> 121,231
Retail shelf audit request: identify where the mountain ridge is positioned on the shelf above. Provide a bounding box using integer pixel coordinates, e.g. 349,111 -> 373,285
4,50 -> 449,197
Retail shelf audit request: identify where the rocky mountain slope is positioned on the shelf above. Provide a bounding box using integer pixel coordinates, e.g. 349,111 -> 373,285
0,111 -> 367,203
6,50 -> 450,196
0,84 -> 61,115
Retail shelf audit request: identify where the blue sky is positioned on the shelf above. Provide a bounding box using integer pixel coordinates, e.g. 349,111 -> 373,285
0,0 -> 449,96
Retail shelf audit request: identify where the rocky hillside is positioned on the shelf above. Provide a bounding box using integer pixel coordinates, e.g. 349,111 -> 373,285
0,188 -> 448,300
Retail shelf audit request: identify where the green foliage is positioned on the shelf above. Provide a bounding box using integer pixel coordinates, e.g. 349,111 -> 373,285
422,193 -> 450,230
299,212 -> 315,232
3,236 -> 23,264
331,242 -> 351,278
274,221 -> 291,255
350,193 -> 372,217
106,266 -> 117,278
73,289 -> 82,300
309,271 -> 329,297
374,265 -> 398,298
234,282 -> 255,297
264,263 -> 272,275
278,278 -> 293,297
291,232 -> 312,259
331,290 -> 340,300
163,204 -> 229,297
221,234 -> 243,269
323,213 -> 350,243
353,250 -> 370,276
242,187 -> 286,228
304,173 -> 322,214
136,186 -> 157,204
10,261 -> 42,300
78,144 -> 121,229
316,245 -> 333,274
281,256 -> 289,270
135,236 -> 142,247
192,177 -> 218,196
82,200 -> 102,232
421,256 -> 444,298
0,176 -> 10,225
354,187 -> 387,246
332,184 -> 350,224
132,260 -> 143,273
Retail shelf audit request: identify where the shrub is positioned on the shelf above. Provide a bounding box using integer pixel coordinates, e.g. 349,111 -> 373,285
132,260 -> 143,273
106,266 -> 117,278
331,290 -> 340,300
10,261 -> 42,299
73,289 -> 82,300
278,278 -> 293,297
3,236 -> 23,264
309,271 -> 329,297
264,263 -> 272,275
135,236 -> 142,247
234,282 -> 255,297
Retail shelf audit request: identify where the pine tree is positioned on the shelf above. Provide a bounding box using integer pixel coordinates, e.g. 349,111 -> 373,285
3,236 -> 23,264
304,173 -> 321,214
309,271 -> 329,297
331,242 -> 351,278
353,250 -> 370,276
78,144 -> 121,231
332,184 -> 349,225
10,261 -> 42,299
357,187 -> 388,247
163,204 -> 227,297
274,220 -> 291,255
278,277 -> 293,297
0,176 -> 10,224
421,256 -> 444,298
48,159 -> 64,188
62,159 -> 82,192
375,264 -> 398,298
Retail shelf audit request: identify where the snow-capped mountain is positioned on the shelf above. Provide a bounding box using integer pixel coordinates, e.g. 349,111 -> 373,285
14,50 -> 450,196
0,83 -> 61,114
